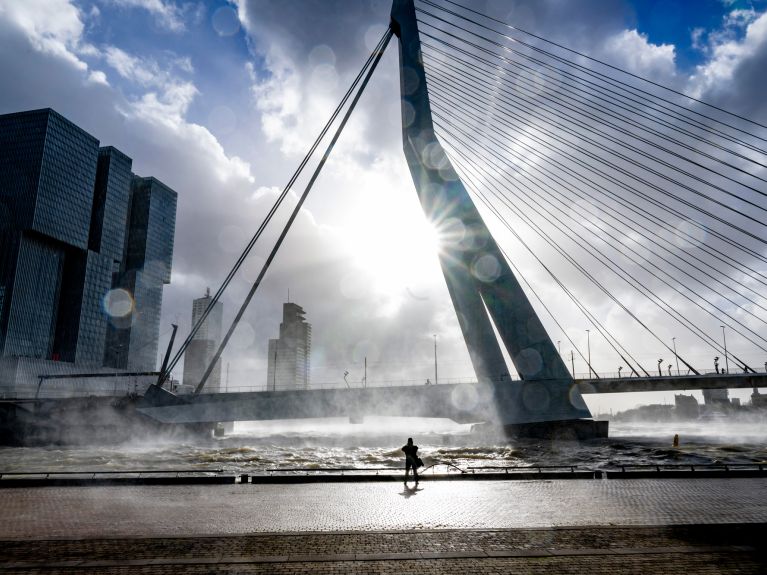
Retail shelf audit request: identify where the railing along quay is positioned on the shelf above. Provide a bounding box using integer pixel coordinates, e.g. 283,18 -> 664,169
605,462 -> 767,479
2,463 -> 765,486
0,468 -> 235,487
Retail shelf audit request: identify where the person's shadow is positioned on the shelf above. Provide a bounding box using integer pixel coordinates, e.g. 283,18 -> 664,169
399,484 -> 423,499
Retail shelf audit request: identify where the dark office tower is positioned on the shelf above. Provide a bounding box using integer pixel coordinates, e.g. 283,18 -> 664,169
267,303 -> 311,391
183,288 -> 223,392
104,176 -> 177,371
90,147 -> 132,267
0,108 -> 177,394
0,109 -> 100,361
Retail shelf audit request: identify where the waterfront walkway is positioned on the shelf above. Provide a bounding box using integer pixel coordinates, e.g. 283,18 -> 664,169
1,478 -> 766,573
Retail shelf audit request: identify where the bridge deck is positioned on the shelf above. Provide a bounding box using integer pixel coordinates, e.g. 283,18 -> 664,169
133,373 -> 767,425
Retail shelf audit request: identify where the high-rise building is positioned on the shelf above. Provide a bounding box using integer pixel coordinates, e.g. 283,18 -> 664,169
0,108 -> 177,394
104,176 -> 177,371
266,303 -> 311,391
182,288 -> 223,393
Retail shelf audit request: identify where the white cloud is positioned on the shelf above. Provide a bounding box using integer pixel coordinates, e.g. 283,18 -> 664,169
107,0 -> 187,32
87,69 -> 109,85
689,10 -> 767,96
0,0 -> 89,70
105,46 -> 157,85
601,29 -> 677,81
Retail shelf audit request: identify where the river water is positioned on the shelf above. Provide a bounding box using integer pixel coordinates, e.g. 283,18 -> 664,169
1,416 -> 765,474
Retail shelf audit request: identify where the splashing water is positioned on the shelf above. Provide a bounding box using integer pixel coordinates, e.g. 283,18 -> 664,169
1,417 -> 765,474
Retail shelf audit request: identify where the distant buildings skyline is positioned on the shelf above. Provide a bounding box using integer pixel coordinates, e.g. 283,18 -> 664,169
0,108 -> 177,391
183,288 -> 223,393
267,302 -> 311,391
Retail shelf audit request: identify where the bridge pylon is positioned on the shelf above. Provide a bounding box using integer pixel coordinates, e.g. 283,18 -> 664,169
390,0 -> 605,437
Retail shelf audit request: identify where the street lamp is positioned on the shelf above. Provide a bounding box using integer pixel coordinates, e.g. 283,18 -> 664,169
570,350 -> 575,376
657,358 -> 663,377
672,337 -> 680,376
586,329 -> 593,378
618,366 -> 623,377
720,325 -> 729,374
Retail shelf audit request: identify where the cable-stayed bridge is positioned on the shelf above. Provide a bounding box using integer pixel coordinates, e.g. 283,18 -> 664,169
11,0 -> 767,439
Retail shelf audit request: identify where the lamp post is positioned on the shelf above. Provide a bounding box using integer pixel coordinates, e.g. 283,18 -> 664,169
433,334 -> 438,385
720,325 -> 729,374
586,329 -> 593,378
570,350 -> 575,377
657,358 -> 663,377
672,337 -> 680,376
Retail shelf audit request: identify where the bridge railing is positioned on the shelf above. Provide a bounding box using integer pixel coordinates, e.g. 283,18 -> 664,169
209,376 -> 482,394
583,368 -> 762,380
206,368 -> 766,394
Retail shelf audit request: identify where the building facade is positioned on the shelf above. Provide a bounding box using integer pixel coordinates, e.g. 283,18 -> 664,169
266,303 -> 311,391
182,288 -> 223,393
0,108 -> 177,394
103,176 -> 177,371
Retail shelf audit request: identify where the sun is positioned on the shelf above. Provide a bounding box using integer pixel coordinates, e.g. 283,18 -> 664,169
346,197 -> 445,305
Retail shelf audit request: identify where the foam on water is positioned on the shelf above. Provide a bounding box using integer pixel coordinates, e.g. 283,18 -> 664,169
0,417 -> 765,473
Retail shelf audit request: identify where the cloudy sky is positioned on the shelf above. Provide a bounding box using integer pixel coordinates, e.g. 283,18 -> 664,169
1,0 -> 765,412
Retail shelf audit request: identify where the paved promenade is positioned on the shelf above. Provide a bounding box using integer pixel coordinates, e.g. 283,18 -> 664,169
1,478 -> 765,573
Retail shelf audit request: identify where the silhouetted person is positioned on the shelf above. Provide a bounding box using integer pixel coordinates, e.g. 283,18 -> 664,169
402,437 -> 419,484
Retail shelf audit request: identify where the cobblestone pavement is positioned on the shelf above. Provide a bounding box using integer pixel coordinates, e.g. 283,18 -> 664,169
1,478 -> 767,539
0,524 -> 764,574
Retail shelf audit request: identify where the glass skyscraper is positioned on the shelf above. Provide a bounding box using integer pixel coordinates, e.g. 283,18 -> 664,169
103,177 -> 177,371
267,303 -> 311,391
182,288 -> 223,393
0,108 -> 177,393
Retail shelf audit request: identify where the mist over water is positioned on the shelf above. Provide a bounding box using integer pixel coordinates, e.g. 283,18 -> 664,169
1,417 -> 765,474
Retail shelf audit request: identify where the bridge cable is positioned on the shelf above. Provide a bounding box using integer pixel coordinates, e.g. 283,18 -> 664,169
432,105 -> 761,370
418,38 -> 767,268
432,109 -> 756,370
416,0 -> 767,136
424,57 -> 767,321
157,30 -> 392,386
442,132 -> 737,374
428,66 -> 764,296
417,19 -> 767,219
424,66 -> 767,319
418,32 -> 767,162
415,13 -> 767,161
419,40 -> 767,169
192,28 -> 394,395
413,6 -> 762,372
425,46 -> 767,174
419,38 -> 767,255
447,148 -> 648,377
420,45 -> 767,291
423,51 -> 767,191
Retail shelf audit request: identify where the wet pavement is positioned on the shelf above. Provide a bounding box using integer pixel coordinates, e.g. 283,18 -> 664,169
1,478 -> 766,573
1,478 -> 766,538
1,523 -> 765,574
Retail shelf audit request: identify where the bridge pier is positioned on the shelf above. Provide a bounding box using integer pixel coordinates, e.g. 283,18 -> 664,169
473,419 -> 609,440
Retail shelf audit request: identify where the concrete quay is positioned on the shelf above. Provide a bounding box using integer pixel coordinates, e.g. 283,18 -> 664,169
1,478 -> 765,573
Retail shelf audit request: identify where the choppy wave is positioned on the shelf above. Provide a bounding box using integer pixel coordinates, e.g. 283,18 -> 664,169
1,419 -> 765,473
